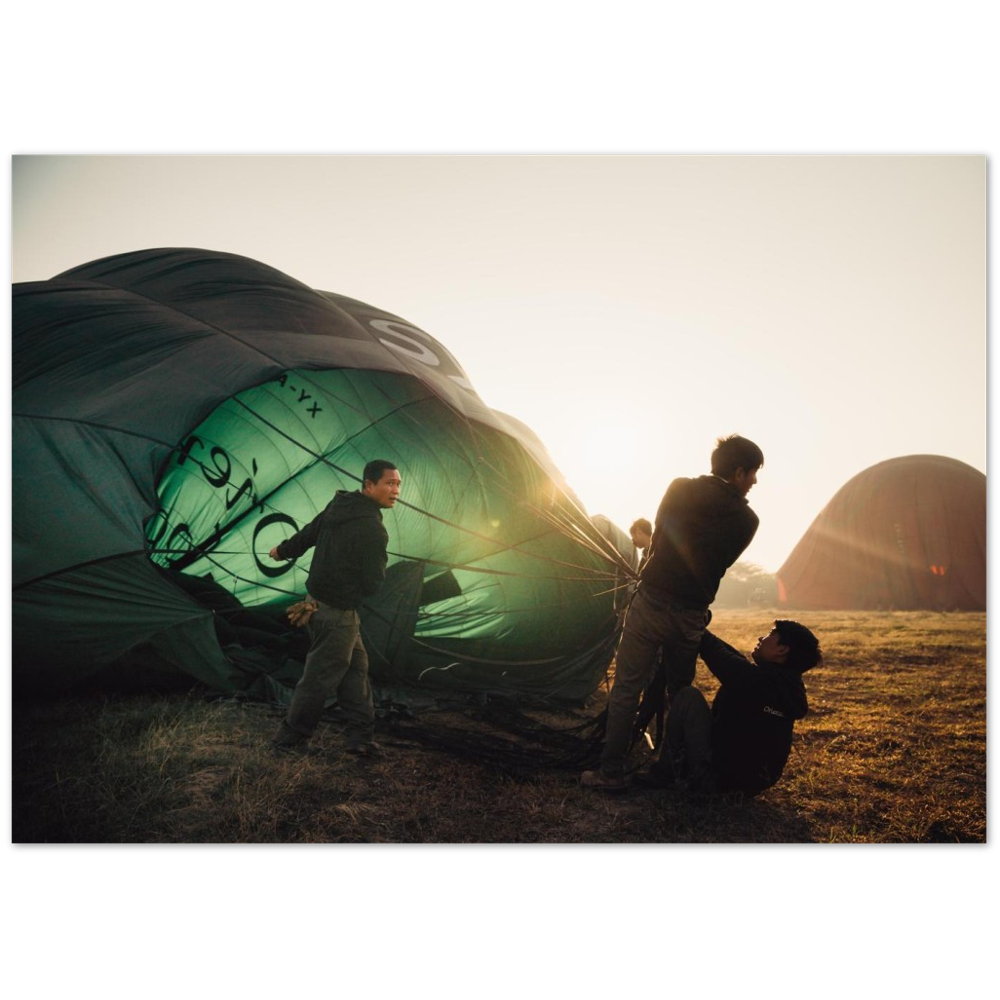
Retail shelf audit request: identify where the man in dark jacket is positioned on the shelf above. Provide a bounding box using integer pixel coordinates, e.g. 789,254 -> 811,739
269,459 -> 401,755
638,620 -> 822,795
583,434 -> 763,790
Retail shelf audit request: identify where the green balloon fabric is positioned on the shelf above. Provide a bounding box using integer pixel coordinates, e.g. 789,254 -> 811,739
14,248 -> 633,701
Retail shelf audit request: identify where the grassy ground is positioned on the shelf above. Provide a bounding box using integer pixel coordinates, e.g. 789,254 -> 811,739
11,610 -> 986,844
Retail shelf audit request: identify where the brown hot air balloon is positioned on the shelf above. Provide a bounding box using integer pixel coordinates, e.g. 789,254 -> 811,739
777,455 -> 985,611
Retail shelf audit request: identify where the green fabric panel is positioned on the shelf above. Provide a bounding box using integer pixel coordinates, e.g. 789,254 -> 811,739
13,416 -> 161,587
147,369 -> 622,696
12,553 -> 238,694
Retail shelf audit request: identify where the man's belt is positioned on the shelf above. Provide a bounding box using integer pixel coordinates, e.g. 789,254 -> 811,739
638,585 -> 708,614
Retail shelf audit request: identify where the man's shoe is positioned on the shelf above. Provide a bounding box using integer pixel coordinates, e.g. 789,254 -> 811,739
580,769 -> 629,791
272,721 -> 312,754
346,741 -> 384,758
632,766 -> 676,790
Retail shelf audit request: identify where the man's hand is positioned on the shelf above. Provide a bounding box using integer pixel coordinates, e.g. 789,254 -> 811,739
286,598 -> 318,628
269,546 -> 281,560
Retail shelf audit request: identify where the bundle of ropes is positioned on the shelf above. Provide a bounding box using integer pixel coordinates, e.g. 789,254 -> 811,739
378,697 -> 610,779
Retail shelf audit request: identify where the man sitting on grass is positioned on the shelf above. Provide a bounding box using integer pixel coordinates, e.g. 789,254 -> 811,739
635,619 -> 822,796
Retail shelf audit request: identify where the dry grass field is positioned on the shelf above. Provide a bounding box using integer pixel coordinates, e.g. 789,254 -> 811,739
11,610 -> 986,844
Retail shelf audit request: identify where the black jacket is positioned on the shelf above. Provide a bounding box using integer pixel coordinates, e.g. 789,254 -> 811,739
275,490 -> 389,609
641,475 -> 758,608
700,630 -> 808,795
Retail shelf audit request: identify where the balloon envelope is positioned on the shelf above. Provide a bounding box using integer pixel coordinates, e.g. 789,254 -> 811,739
13,248 -> 629,699
777,455 -> 985,611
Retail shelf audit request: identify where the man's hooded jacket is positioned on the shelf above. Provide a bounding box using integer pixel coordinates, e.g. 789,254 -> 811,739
701,630 -> 809,794
641,475 -> 758,608
274,490 -> 389,609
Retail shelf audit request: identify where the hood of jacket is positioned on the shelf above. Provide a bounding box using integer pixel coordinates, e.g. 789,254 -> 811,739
325,489 -> 385,526
762,662 -> 809,720
671,474 -> 750,517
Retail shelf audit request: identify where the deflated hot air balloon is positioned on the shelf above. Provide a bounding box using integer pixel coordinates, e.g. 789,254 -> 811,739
13,249 -> 631,701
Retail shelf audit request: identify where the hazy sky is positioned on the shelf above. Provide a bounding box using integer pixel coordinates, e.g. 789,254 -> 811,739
11,154 -> 986,571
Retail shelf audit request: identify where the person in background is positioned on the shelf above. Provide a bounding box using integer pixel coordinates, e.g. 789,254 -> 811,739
629,517 -> 653,573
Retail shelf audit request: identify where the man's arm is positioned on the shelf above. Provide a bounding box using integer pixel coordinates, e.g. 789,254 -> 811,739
652,479 -> 684,530
715,507 -> 759,573
269,511 -> 323,561
647,479 -> 685,558
699,630 -> 757,689
731,508 -> 759,563
354,521 -> 388,597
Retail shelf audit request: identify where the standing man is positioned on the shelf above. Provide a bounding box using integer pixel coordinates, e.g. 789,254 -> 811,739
270,460 -> 402,755
582,434 -> 763,790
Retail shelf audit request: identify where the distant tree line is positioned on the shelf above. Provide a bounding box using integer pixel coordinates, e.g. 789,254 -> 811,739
714,561 -> 779,608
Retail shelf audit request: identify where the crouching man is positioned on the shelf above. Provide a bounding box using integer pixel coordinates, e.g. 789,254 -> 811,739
637,620 -> 822,796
